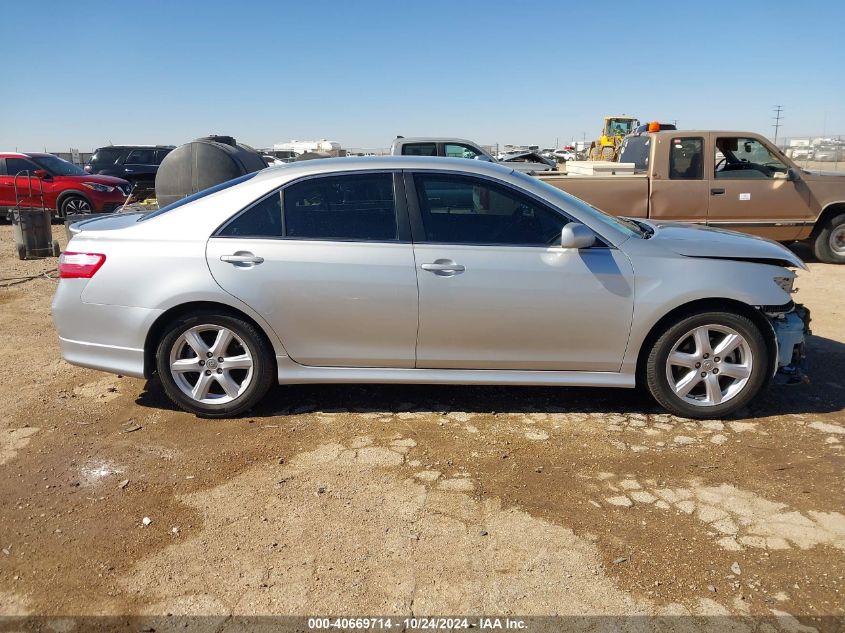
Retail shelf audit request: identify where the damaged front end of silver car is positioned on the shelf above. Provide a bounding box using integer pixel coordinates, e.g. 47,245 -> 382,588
762,302 -> 812,385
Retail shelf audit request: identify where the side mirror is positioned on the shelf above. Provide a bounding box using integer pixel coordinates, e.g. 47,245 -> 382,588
561,223 -> 596,249
33,169 -> 50,180
787,167 -> 799,182
474,154 -> 493,162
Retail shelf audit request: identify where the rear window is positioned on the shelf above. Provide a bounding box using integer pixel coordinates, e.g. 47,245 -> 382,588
139,173 -> 258,222
618,136 -> 650,170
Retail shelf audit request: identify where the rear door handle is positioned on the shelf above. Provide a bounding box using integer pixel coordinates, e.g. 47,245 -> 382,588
221,253 -> 264,265
420,260 -> 465,275
710,188 -> 725,195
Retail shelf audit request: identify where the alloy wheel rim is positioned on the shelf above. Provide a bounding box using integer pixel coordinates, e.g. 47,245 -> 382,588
67,198 -> 91,213
169,325 -> 254,405
830,226 -> 845,255
665,324 -> 752,407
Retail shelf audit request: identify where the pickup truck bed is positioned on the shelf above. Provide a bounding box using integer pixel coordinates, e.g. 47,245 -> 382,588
539,173 -> 649,219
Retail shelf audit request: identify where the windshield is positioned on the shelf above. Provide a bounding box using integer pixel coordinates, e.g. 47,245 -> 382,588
139,172 -> 258,222
31,155 -> 86,176
510,171 -> 644,239
608,118 -> 635,136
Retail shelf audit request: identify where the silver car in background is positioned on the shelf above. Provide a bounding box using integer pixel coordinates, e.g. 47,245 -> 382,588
52,157 -> 809,419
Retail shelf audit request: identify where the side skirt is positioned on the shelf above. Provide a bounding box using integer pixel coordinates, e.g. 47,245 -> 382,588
276,356 -> 635,388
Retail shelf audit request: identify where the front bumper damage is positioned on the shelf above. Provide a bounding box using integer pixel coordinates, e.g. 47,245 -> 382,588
765,303 -> 811,385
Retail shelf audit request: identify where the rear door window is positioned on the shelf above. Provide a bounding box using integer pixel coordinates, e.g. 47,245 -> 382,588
669,137 -> 704,180
155,149 -> 171,164
283,173 -> 397,241
124,149 -> 156,165
3,157 -> 40,176
401,143 -> 437,156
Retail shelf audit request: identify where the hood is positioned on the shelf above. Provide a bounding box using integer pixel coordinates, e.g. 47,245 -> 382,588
645,221 -> 808,270
56,174 -> 130,186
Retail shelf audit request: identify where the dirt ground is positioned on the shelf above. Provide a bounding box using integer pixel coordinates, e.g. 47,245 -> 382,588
0,225 -> 843,629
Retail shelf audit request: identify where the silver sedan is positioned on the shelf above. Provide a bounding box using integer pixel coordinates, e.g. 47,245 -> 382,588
52,157 -> 809,419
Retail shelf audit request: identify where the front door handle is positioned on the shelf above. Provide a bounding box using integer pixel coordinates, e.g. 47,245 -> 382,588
710,187 -> 725,195
221,253 -> 264,266
420,260 -> 465,275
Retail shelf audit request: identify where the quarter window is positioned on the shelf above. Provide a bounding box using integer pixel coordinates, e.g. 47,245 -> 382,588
669,137 -> 703,180
90,147 -> 122,166
413,174 -> 567,246
218,192 -> 283,238
283,173 -> 397,241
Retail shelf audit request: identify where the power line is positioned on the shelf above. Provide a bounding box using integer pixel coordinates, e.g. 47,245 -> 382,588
772,105 -> 784,145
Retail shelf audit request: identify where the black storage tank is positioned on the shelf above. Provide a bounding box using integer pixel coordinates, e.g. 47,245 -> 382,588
154,135 -> 266,207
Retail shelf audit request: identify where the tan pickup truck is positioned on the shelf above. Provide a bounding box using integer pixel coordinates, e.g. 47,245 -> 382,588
539,131 -> 845,263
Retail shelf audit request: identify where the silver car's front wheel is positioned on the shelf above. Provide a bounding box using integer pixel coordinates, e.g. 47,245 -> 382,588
155,312 -> 274,418
665,324 -> 753,407
646,311 -> 768,419
169,325 -> 254,404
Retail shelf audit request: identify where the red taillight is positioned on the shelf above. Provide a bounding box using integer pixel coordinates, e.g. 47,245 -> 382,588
59,252 -> 106,279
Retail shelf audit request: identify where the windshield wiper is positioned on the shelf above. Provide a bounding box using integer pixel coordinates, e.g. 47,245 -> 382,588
618,217 -> 652,238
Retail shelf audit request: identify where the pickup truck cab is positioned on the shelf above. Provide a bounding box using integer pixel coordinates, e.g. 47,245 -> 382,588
539,131 -> 845,263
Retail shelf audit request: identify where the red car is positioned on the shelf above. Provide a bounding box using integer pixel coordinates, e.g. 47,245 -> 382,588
0,152 -> 130,218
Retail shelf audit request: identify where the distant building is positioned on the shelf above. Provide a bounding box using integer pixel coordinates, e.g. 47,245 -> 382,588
273,139 -> 343,155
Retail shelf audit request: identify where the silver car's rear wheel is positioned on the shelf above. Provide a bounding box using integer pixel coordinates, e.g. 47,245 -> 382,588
155,312 -> 274,418
169,325 -> 254,405
645,311 -> 768,419
665,324 -> 752,407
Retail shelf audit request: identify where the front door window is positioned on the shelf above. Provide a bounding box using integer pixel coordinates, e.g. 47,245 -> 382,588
715,137 -> 788,179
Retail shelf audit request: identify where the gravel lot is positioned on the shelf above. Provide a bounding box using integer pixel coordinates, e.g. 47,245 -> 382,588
0,225 -> 843,627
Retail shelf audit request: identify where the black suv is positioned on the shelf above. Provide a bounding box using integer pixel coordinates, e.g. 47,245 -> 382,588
86,145 -> 175,198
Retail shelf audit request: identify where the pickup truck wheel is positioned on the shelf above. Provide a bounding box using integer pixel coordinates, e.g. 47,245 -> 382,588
645,312 -> 768,419
813,213 -> 845,264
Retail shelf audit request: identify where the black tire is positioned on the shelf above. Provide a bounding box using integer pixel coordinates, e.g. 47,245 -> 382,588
645,311 -> 769,419
155,311 -> 275,418
58,194 -> 92,218
812,212 -> 845,264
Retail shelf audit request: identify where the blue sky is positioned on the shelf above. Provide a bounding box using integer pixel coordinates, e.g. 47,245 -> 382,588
2,1 -> 843,151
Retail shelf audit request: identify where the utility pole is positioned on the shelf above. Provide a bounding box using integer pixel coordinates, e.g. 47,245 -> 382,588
772,105 -> 784,145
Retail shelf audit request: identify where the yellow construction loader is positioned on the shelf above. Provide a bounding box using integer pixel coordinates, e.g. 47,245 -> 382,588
587,116 -> 640,161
